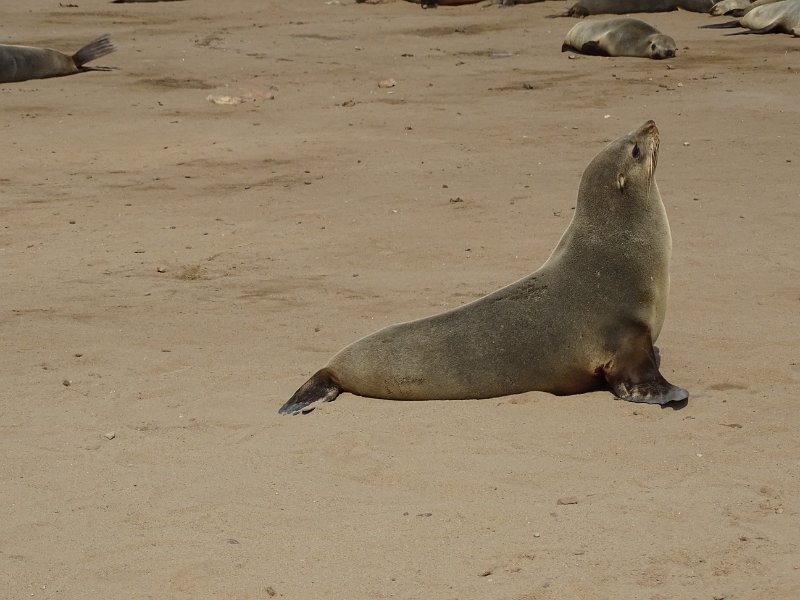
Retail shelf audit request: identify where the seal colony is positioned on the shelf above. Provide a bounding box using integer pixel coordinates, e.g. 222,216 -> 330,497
562,18 -> 677,58
280,121 -> 688,415
0,34 -> 115,84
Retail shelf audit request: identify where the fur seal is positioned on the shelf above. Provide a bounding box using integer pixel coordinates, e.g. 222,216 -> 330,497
712,0 -> 784,16
557,0 -> 713,17
0,34 -> 115,84
709,0 -> 752,16
703,0 -> 800,32
380,0 -> 542,7
279,121 -> 688,415
562,18 -> 677,58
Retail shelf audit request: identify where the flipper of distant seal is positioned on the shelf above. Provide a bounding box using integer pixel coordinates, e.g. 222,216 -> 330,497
0,34 -> 115,84
279,121 -> 688,415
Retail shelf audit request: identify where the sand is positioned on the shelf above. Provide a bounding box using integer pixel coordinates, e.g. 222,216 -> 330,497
2,0 -> 799,598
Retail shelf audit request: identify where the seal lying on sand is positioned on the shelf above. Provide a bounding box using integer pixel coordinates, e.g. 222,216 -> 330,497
709,0 -> 752,16
370,0 -> 542,6
557,0 -> 713,17
703,0 -> 800,33
710,0 -> 784,16
279,121 -> 688,415
0,34 -> 115,84
562,18 -> 677,58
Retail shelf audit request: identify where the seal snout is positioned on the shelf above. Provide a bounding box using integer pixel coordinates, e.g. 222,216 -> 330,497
642,120 -> 659,136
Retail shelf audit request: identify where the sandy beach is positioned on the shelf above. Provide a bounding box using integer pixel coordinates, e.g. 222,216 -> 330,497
2,1 -> 799,598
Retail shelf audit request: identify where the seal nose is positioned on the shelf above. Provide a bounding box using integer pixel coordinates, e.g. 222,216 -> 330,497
643,120 -> 658,134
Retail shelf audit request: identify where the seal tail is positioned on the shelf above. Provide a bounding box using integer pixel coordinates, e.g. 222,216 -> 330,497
72,34 -> 116,71
279,368 -> 342,415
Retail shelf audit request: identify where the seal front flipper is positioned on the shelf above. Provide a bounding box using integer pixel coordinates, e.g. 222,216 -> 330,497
579,40 -> 607,56
279,368 -> 342,415
602,324 -> 688,405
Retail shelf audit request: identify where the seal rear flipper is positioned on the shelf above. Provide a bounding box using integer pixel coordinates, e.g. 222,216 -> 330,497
279,368 -> 342,415
72,34 -> 116,71
699,19 -> 742,28
733,23 -> 780,34
602,325 -> 689,406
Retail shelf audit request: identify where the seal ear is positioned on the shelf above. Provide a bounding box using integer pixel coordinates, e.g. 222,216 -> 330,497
617,174 -> 625,192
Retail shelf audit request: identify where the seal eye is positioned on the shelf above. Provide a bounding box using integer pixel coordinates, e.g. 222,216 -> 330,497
632,144 -> 641,159
651,43 -> 656,50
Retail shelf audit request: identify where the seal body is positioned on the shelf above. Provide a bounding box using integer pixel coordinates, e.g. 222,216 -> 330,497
0,34 -> 115,84
394,0 -> 544,6
280,121 -> 688,414
563,0 -> 713,17
741,0 -> 800,32
562,18 -> 677,58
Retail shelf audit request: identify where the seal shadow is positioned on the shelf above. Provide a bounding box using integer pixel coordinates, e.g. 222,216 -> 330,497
659,398 -> 688,410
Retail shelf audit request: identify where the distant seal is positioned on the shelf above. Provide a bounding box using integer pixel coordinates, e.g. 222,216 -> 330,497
703,0 -> 800,30
703,0 -> 800,32
562,18 -> 677,58
0,34 -> 115,84
557,0 -> 713,17
712,0 -> 784,16
709,0 -> 752,16
388,0 -> 542,7
279,120 -> 688,415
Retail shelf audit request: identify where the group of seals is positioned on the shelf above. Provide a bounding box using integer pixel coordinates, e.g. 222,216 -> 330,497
705,0 -> 800,33
280,120 -> 688,415
0,34 -> 115,84
562,18 -> 677,58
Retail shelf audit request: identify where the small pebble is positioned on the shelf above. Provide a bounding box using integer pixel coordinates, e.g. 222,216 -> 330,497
103,432 -> 116,440
62,379 -> 71,387
557,496 -> 578,505
378,78 -> 396,88
156,266 -> 167,273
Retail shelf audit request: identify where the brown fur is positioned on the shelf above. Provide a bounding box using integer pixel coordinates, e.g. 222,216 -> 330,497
280,121 -> 688,414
